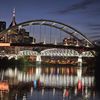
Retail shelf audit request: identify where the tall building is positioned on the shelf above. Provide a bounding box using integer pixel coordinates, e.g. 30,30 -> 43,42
0,9 -> 35,44
0,21 -> 6,32
7,8 -> 34,44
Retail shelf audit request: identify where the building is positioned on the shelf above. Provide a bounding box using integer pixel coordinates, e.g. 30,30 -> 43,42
0,21 -> 6,32
7,8 -> 34,44
63,37 -> 78,46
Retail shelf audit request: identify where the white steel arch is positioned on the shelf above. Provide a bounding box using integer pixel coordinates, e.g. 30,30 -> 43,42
0,19 -> 94,47
41,48 -> 79,57
41,48 -> 95,57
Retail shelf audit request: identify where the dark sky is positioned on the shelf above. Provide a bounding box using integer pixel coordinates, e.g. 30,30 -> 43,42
0,0 -> 100,41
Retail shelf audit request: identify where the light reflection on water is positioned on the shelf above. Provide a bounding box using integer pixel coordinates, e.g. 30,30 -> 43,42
0,65 -> 96,100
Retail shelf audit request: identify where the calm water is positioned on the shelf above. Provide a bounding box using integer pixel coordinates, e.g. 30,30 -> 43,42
0,64 -> 98,100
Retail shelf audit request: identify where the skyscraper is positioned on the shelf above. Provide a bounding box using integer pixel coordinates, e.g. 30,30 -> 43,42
0,21 -> 6,32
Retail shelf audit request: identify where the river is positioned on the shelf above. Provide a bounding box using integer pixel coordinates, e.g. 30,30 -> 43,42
0,64 -> 97,100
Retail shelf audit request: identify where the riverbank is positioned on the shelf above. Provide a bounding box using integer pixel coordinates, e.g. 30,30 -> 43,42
0,57 -> 33,69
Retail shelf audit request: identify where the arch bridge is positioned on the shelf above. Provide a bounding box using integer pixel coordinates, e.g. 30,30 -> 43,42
0,19 -> 94,47
0,19 -> 96,61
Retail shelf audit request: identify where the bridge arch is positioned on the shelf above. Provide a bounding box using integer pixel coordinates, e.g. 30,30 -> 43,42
17,49 -> 95,58
0,19 -> 94,47
41,48 -> 95,57
41,48 -> 79,57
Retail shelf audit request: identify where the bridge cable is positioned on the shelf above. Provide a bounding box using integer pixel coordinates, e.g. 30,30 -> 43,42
59,29 -> 61,43
54,28 -> 57,45
43,25 -> 46,44
40,25 -> 41,43
50,26 -> 52,43
32,25 -> 35,43
29,25 -> 32,37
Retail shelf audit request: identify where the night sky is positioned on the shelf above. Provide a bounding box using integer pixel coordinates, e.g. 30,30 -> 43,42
0,0 -> 100,41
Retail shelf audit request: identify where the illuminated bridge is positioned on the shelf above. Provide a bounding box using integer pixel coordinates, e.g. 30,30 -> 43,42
0,19 -> 94,46
0,19 -> 96,63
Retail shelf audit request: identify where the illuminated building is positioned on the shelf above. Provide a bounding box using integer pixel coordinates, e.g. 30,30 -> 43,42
63,37 -> 78,46
6,8 -> 34,44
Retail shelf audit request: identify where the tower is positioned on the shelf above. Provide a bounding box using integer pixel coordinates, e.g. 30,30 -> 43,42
9,8 -> 17,27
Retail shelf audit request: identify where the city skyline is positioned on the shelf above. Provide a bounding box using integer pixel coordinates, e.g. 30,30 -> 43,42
0,0 -> 100,41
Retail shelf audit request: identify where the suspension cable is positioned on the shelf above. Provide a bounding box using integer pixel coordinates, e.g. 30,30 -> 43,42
40,25 -> 41,43
44,25 -> 46,44
50,26 -> 52,43
32,25 -> 35,43
59,29 -> 61,44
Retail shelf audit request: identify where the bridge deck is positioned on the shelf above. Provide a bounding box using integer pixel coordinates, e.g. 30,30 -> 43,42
10,43 -> 95,51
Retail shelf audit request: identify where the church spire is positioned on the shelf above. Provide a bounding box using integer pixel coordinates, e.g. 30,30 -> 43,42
9,8 -> 17,27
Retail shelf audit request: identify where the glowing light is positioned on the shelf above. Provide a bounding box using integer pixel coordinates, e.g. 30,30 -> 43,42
78,80 -> 82,90
0,43 -> 10,46
0,82 -> 9,91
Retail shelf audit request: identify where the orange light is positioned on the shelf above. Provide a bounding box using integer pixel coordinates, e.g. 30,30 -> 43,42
0,43 -> 10,46
0,82 -> 9,91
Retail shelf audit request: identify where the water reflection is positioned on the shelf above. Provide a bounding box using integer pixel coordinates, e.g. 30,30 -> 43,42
0,65 -> 96,100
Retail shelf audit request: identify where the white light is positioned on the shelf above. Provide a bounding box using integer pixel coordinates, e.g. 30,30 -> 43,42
52,23 -> 56,25
62,26 -> 66,29
41,21 -> 45,25
29,22 -> 33,25
78,56 -> 82,63
18,25 -> 22,29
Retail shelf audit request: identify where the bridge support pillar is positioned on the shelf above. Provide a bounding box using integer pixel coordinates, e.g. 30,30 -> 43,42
78,55 -> 82,68
36,54 -> 41,65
